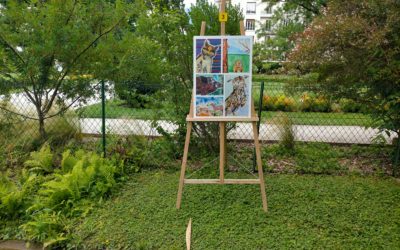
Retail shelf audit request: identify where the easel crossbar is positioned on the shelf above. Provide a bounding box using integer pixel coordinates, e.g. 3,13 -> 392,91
184,179 -> 261,184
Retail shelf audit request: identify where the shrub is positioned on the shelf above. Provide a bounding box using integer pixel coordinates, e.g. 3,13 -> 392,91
20,210 -> 71,248
299,93 -> 331,112
313,96 -> 331,112
262,95 -> 278,111
115,79 -> 159,108
339,98 -> 363,113
331,102 -> 342,113
262,95 -> 296,112
261,62 -> 282,74
278,114 -> 295,152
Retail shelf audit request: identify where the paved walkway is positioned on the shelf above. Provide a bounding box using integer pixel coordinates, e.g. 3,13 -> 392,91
79,118 -> 395,144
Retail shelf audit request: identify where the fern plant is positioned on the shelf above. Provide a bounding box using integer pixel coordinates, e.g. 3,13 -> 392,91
19,147 -> 122,248
30,150 -> 118,213
20,210 -> 70,249
0,171 -> 42,220
24,144 -> 54,173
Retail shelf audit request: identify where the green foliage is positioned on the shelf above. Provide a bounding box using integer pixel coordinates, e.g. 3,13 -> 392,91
113,36 -> 164,108
20,210 -> 70,248
288,0 -> 400,140
0,170 -> 44,220
73,171 -> 400,249
258,0 -> 327,60
134,0 -> 244,152
294,143 -> 345,174
36,152 -> 118,212
261,92 -> 367,114
187,0 -> 244,36
60,150 -> 78,173
0,147 -> 123,247
105,134 -> 179,172
0,0 -> 140,138
0,143 -> 125,246
278,114 -> 295,152
0,174 -> 25,219
24,144 -> 54,173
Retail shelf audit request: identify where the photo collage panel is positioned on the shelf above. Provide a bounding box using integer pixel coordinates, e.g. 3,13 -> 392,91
193,36 -> 252,118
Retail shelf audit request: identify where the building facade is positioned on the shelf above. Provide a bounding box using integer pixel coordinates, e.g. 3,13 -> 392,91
211,0 -> 283,42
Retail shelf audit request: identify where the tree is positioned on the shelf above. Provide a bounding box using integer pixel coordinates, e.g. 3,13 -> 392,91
288,0 -> 400,140
0,0 -> 137,138
133,0 -> 244,151
257,0 -> 327,61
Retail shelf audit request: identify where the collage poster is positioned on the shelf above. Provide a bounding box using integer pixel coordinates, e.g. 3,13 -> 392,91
193,36 -> 252,118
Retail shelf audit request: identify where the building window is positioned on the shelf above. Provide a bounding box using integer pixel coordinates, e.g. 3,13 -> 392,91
282,19 -> 291,26
266,6 -> 272,14
246,2 -> 256,14
265,19 -> 272,31
245,19 -> 255,30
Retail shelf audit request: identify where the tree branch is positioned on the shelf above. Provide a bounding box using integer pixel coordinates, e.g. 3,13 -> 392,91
70,17 -> 124,67
0,34 -> 26,65
299,3 -> 319,14
46,18 -> 124,114
65,0 -> 78,25
0,106 -> 38,121
44,95 -> 82,120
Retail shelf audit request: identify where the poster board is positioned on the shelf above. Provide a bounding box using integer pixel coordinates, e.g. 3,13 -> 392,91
193,36 -> 253,119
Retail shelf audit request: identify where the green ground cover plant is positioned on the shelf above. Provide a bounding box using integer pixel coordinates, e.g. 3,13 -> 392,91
73,171 -> 400,249
0,139 -> 397,248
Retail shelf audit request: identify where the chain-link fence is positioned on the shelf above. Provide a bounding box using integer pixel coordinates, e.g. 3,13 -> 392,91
1,77 -> 400,172
79,81 -> 395,144
1,79 -> 398,146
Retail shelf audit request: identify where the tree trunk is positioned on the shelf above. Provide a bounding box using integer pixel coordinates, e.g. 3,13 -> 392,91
36,106 -> 47,139
38,114 -> 46,139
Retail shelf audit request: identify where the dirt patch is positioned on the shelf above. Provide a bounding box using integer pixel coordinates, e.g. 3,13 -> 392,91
0,240 -> 42,250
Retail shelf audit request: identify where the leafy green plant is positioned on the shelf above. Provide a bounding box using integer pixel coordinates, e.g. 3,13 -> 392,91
24,144 -> 54,173
21,210 -> 71,249
278,113 -> 295,153
0,170 -> 43,220
0,174 -> 25,219
19,148 -> 121,247
295,143 -> 345,174
38,152 -> 117,211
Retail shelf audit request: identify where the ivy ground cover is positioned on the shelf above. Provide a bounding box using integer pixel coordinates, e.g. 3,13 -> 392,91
74,171 -> 400,249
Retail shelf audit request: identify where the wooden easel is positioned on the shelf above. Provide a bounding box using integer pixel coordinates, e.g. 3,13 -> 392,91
176,0 -> 268,212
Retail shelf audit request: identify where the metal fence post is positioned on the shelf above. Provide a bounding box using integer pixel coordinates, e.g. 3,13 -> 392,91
394,134 -> 400,177
101,80 -> 106,157
253,81 -> 265,173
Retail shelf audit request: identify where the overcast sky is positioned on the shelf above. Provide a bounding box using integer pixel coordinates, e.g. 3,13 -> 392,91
183,0 -> 197,9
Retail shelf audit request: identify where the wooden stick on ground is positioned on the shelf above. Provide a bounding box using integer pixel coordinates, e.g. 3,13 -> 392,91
186,218 -> 192,250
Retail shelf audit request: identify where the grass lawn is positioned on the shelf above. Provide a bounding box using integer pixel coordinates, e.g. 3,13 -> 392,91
78,99 -> 169,120
78,100 -> 373,126
262,111 -> 373,126
73,171 -> 400,249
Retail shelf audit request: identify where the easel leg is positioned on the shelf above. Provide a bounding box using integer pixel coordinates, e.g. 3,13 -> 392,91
252,122 -> 268,212
219,122 -> 226,183
177,122 -> 193,209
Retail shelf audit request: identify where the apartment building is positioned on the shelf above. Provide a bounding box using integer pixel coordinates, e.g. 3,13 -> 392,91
208,0 -> 283,42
